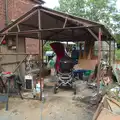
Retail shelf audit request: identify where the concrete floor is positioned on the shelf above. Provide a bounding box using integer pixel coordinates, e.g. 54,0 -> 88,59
0,78 -> 95,120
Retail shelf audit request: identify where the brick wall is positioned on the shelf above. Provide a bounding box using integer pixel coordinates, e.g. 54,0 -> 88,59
0,0 -> 36,29
0,0 -> 41,54
12,0 -> 35,20
0,0 -> 5,29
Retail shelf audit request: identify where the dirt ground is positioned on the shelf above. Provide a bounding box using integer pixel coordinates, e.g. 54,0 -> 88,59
0,78 -> 95,120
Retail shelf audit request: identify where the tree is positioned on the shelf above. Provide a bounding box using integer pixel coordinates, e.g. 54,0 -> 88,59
43,41 -> 52,53
55,0 -> 120,42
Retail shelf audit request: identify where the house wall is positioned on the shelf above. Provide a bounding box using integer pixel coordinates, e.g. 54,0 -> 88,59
0,0 -> 39,54
1,37 -> 26,75
0,0 -> 5,29
0,0 -> 43,76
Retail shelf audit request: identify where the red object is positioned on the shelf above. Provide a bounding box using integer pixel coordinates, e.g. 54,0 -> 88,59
2,40 -> 6,45
50,42 -> 65,72
2,72 -> 12,74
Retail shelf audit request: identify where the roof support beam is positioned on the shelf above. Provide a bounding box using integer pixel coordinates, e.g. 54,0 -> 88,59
87,28 -> 110,44
0,25 -> 101,36
87,28 -> 99,41
3,10 -> 38,33
0,53 -> 38,55
17,25 -> 20,32
45,17 -> 68,39
0,35 -> 5,45
63,17 -> 68,28
40,8 -> 92,26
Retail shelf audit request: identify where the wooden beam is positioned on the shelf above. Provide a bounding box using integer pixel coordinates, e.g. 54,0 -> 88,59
17,25 -> 20,32
1,61 -> 23,65
87,28 -> 99,41
38,9 -> 43,101
13,55 -> 28,73
40,8 -> 92,26
0,25 -> 101,36
109,40 -> 111,65
63,17 -> 68,28
1,59 -> 38,65
3,10 -> 38,33
97,28 -> 102,94
113,40 -> 115,63
0,35 -> 6,45
0,53 -> 38,55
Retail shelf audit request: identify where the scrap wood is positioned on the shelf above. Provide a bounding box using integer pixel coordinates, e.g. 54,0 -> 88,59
97,108 -> 120,120
106,97 -> 120,114
92,95 -> 107,120
77,59 -> 97,70
93,95 -> 120,120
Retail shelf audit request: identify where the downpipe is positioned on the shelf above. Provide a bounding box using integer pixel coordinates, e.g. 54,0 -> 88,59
5,0 -> 8,26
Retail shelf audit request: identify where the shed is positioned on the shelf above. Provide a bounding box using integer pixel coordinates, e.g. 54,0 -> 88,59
0,6 -> 116,97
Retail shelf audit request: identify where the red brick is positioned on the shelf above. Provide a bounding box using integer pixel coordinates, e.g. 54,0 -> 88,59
0,0 -> 42,54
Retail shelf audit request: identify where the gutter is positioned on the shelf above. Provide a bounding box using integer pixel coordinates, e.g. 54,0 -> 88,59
5,0 -> 8,26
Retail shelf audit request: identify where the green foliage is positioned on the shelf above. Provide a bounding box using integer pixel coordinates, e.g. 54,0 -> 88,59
43,41 -> 52,53
115,49 -> 120,60
55,0 -> 120,41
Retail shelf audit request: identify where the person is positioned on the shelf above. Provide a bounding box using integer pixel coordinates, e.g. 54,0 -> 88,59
49,58 -> 55,76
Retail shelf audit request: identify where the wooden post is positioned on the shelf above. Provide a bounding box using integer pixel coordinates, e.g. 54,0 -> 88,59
113,40 -> 115,63
16,34 -> 19,73
109,40 -> 111,65
38,9 -> 43,101
97,28 -> 102,94
0,36 -> 5,72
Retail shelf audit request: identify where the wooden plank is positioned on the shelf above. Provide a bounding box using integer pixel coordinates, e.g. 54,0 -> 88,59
93,95 -> 107,120
77,59 -> 97,70
97,108 -> 120,120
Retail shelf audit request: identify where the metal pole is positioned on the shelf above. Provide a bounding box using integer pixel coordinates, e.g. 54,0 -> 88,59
113,40 -> 115,63
38,9 -> 43,101
109,40 -> 111,65
97,28 -> 102,94
16,34 -> 19,73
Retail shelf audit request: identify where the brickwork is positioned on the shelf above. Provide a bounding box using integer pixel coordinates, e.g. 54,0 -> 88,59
0,0 -> 5,29
0,0 -> 43,54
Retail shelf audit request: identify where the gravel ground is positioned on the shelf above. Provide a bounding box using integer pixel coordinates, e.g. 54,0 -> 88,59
0,78 -> 95,120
